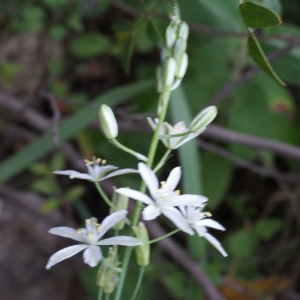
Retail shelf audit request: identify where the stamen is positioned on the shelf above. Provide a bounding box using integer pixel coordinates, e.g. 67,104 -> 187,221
102,159 -> 106,164
206,212 -> 212,217
175,190 -> 180,196
199,213 -> 204,218
160,181 -> 166,187
97,226 -> 102,232
77,229 -> 83,235
93,222 -> 100,226
156,189 -> 162,193
96,158 -> 101,163
84,159 -> 92,165
87,233 -> 93,239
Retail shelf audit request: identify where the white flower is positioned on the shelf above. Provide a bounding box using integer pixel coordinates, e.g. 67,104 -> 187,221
46,210 -> 142,269
116,163 -> 207,235
147,118 -> 205,149
179,206 -> 227,256
53,157 -> 137,182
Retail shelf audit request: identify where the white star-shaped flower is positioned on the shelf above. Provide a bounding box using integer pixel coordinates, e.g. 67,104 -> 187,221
46,210 -> 142,269
53,157 -> 137,182
179,206 -> 227,256
116,163 -> 207,235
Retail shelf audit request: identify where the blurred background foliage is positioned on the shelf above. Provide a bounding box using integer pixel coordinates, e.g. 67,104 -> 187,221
1,0 -> 300,299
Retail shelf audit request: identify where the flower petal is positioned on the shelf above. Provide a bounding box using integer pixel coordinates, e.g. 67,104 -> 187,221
167,195 -> 207,206
48,227 -> 86,243
142,205 -> 161,220
97,236 -> 143,246
101,168 -> 138,181
162,207 -> 193,235
116,188 -> 154,205
203,232 -> 228,257
164,167 -> 181,191
83,245 -> 102,267
46,244 -> 88,269
98,210 -> 128,239
196,219 -> 225,231
138,163 -> 159,199
53,170 -> 92,181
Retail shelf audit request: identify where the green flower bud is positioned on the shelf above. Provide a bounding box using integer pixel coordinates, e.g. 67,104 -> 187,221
175,52 -> 188,78
99,104 -> 118,139
189,106 -> 217,133
160,47 -> 172,62
178,22 -> 189,40
162,57 -> 176,87
173,38 -> 187,63
132,222 -> 150,266
156,66 -> 163,93
166,22 -> 178,48
104,274 -> 118,294
110,188 -> 129,231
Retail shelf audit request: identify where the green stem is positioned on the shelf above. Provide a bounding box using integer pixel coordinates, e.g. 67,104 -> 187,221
98,287 -> 103,300
153,149 -> 172,173
149,228 -> 180,244
114,89 -> 172,300
95,181 -> 117,211
105,292 -> 110,300
130,267 -> 145,300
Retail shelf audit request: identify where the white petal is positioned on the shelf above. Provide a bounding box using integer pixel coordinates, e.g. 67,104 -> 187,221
142,205 -> 161,220
203,232 -> 228,257
162,207 -> 193,235
97,236 -> 143,246
83,246 -> 102,267
116,188 -> 154,205
164,167 -> 181,191
196,219 -> 225,231
53,170 -> 92,181
138,163 -> 159,199
46,244 -> 88,269
48,227 -> 86,243
170,195 -> 208,206
193,225 -> 207,236
101,168 -> 138,180
98,210 -> 128,239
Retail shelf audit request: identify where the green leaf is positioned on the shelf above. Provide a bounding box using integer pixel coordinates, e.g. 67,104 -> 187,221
51,152 -> 66,171
146,20 -> 163,47
31,179 -> 56,195
203,152 -> 232,209
162,270 -> 185,299
228,230 -> 256,258
70,33 -> 110,59
0,79 -> 153,185
248,32 -> 285,86
122,34 -> 135,73
40,198 -> 61,214
66,186 -> 85,200
253,218 -> 282,241
30,162 -> 50,176
113,19 -> 134,32
239,2 -> 282,28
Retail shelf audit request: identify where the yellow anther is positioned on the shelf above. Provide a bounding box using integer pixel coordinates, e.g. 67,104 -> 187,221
97,226 -> 102,232
93,222 -> 100,226
175,190 -> 180,196
157,189 -> 162,193
87,233 -> 93,239
77,229 -> 83,235
206,212 -> 212,217
160,181 -> 166,187
86,219 -> 91,224
84,159 -> 92,165
96,158 -> 101,163
102,159 -> 106,164
199,213 -> 204,218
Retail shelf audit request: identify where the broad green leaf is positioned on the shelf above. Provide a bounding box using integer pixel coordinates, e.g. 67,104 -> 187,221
40,198 -> 61,214
162,270 -> 185,299
203,152 -> 232,209
0,79 -> 153,185
51,152 -> 66,171
70,33 -> 110,59
248,32 -> 285,85
253,218 -> 282,241
228,230 -> 256,258
31,179 -> 56,195
30,163 -> 49,176
113,19 -> 134,32
66,186 -> 85,200
146,20 -> 164,48
239,2 -> 282,28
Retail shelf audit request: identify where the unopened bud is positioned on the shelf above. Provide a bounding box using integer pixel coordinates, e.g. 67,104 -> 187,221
178,22 -> 189,40
156,66 -> 163,93
166,22 -> 177,48
99,104 -> 118,139
162,57 -> 176,87
111,189 -> 129,230
132,222 -> 150,266
173,38 -> 187,62
189,106 -> 217,133
176,52 -> 188,78
160,47 -> 171,62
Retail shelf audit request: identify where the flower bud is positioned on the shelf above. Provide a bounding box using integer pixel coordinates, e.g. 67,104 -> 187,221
160,47 -> 171,62
162,57 -> 176,87
156,66 -> 163,93
189,106 -> 217,133
132,222 -> 150,266
178,22 -> 189,40
166,22 -> 178,48
173,38 -> 187,62
175,52 -> 188,79
99,104 -> 118,139
111,189 -> 129,231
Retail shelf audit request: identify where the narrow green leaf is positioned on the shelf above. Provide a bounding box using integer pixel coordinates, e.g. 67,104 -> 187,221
146,20 -> 163,48
0,80 -> 153,184
248,32 -> 286,86
122,34 -> 135,73
239,2 -> 282,28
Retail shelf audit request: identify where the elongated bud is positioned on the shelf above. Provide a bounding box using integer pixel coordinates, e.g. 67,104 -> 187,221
160,47 -> 171,62
97,248 -> 121,293
166,22 -> 177,48
178,22 -> 189,40
132,222 -> 150,266
162,57 -> 176,87
189,106 -> 217,133
156,66 -> 163,93
173,38 -> 187,62
176,52 -> 188,78
111,188 -> 128,230
99,104 -> 118,139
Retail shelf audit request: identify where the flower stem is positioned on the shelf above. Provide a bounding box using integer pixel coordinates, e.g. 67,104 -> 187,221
95,181 -> 117,211
105,292 -> 110,300
153,149 -> 172,173
149,228 -> 180,244
130,266 -> 145,300
98,287 -> 103,300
